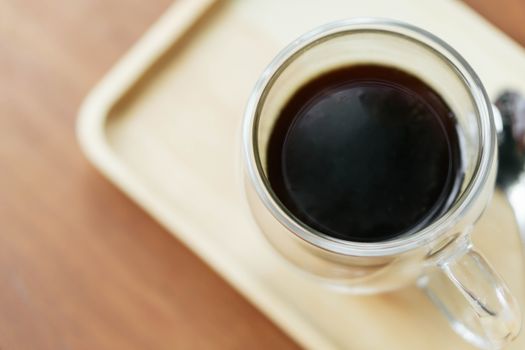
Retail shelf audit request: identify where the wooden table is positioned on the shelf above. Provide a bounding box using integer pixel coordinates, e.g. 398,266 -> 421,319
1,1 -> 524,349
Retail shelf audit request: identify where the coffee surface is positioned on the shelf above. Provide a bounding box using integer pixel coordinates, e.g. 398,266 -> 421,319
266,65 -> 462,242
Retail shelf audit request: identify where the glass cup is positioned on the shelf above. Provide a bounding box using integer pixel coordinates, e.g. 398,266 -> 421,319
241,19 -> 521,349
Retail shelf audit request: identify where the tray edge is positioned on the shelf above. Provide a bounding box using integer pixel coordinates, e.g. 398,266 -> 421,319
76,1 -> 333,349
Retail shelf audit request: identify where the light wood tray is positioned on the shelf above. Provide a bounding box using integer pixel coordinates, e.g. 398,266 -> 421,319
77,0 -> 525,348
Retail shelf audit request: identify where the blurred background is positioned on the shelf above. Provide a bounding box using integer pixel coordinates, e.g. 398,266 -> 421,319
1,0 -> 525,349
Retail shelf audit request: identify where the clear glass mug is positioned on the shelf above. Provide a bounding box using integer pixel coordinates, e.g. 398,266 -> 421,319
241,19 -> 521,349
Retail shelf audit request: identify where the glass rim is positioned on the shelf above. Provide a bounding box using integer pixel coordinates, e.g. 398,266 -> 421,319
242,18 -> 496,257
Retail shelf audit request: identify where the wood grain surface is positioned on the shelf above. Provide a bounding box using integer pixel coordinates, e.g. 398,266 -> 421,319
0,1 -> 524,349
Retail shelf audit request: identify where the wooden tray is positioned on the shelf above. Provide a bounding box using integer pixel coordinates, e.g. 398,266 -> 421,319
77,0 -> 525,348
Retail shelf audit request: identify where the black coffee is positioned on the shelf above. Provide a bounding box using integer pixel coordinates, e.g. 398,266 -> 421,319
266,64 -> 462,242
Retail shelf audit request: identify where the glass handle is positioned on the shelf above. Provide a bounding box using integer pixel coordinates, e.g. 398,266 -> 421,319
420,242 -> 521,349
